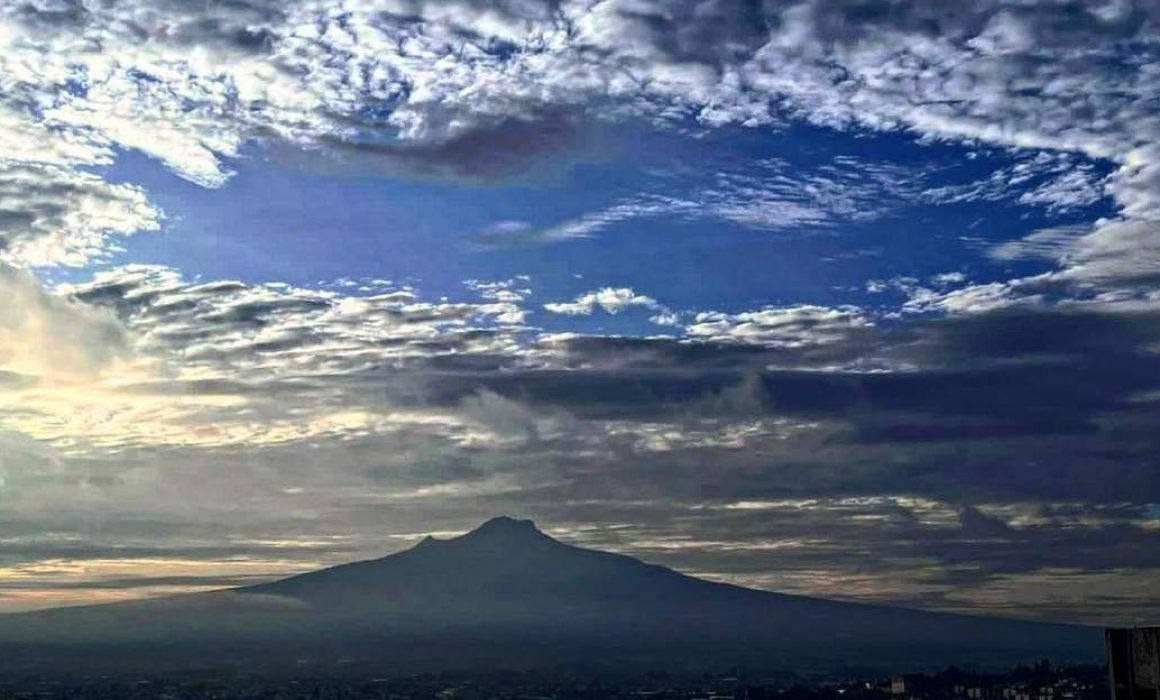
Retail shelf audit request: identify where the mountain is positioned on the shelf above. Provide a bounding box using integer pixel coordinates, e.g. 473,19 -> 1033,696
0,517 -> 1103,675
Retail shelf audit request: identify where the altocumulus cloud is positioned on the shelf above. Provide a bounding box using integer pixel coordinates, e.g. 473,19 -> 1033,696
0,0 -> 1155,281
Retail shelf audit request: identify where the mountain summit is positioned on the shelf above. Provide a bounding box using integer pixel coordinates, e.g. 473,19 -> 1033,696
432,515 -> 555,550
463,515 -> 542,537
0,517 -> 1102,675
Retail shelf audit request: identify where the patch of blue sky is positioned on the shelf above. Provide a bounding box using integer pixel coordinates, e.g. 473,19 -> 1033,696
79,118 -> 1117,337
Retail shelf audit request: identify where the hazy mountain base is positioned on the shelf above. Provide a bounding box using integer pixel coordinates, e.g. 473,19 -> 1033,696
0,518 -> 1103,676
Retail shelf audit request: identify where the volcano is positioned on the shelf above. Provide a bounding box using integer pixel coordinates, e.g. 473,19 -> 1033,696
0,517 -> 1102,675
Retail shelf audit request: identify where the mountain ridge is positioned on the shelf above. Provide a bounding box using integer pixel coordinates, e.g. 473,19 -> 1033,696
0,517 -> 1105,676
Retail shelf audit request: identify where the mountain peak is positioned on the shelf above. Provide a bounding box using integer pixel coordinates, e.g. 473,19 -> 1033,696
437,516 -> 559,550
462,516 -> 544,539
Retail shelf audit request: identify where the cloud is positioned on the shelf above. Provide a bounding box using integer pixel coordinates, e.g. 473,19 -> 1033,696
989,218 -> 1160,291
464,276 -> 533,306
543,287 -> 662,315
487,155 -> 942,245
3,264 -> 1160,620
0,265 -> 536,454
923,152 -> 1110,214
479,146 -> 1113,249
289,109 -> 592,182
0,164 -> 161,267
0,266 -> 127,381
900,280 -> 1039,315
685,305 -> 874,349
0,0 -> 1154,272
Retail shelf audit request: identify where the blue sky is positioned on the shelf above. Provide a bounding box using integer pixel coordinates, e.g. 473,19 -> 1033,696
80,121 -> 1114,339
1,0 -> 1159,624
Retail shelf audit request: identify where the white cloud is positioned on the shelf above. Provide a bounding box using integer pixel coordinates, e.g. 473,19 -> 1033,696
649,310 -> 682,327
990,218 -> 1160,291
544,287 -> 661,316
930,272 -> 967,287
923,152 -> 1109,214
510,156 -> 940,243
901,280 -> 1037,316
0,265 -> 542,454
685,305 -> 873,348
0,164 -> 161,267
464,277 -> 533,303
0,266 -> 127,381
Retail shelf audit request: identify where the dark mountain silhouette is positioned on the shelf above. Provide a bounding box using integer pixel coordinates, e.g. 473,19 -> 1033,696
0,517 -> 1103,675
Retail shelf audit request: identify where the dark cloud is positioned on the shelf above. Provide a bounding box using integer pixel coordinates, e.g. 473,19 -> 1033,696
55,267 -> 1160,513
274,109 -> 592,182
598,0 -> 772,65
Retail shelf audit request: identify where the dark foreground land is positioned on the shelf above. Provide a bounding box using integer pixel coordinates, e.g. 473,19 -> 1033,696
0,661 -> 1107,700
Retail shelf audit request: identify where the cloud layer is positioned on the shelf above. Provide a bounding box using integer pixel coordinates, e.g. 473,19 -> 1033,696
0,265 -> 1158,621
0,0 -> 1155,280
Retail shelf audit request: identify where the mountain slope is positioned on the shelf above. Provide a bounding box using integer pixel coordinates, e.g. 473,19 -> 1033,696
0,517 -> 1104,674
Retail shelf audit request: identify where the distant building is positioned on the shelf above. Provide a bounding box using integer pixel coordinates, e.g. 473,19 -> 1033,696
1107,627 -> 1160,700
892,676 -> 908,695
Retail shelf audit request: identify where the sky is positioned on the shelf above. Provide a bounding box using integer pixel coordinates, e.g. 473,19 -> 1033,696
0,0 -> 1159,625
